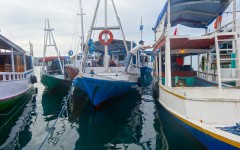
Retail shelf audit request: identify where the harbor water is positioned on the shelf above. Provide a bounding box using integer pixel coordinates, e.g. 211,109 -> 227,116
0,67 -> 207,149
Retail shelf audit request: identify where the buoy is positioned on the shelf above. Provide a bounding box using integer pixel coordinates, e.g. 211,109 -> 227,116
98,30 -> 114,46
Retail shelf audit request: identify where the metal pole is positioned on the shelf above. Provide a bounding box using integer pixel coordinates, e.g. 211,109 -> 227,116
111,0 -> 129,53
104,0 -> 109,72
233,0 -> 236,32
214,33 -> 222,88
11,48 -> 15,72
159,50 -> 162,85
198,53 -> 200,76
42,19 -> 48,76
165,0 -> 172,87
78,0 -> 85,74
48,20 -> 64,75
23,54 -> 26,72
82,0 -> 101,71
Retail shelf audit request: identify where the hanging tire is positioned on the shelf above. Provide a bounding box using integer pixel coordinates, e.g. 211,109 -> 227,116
152,81 -> 159,98
30,75 -> 37,84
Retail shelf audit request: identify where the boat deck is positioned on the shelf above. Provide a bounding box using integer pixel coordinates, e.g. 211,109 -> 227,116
174,87 -> 240,101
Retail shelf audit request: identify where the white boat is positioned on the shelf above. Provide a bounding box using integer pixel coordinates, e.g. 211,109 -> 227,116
72,0 -> 141,107
152,0 -> 240,149
0,34 -> 36,111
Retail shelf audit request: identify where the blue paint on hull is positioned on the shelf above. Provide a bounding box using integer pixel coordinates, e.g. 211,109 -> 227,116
73,76 -> 137,106
162,104 -> 239,150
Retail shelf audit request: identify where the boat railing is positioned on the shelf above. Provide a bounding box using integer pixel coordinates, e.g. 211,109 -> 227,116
204,21 -> 233,36
197,71 -> 218,83
0,69 -> 33,81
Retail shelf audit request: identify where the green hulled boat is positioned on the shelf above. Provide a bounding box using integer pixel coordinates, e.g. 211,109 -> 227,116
40,19 -> 71,91
0,34 -> 36,112
41,74 -> 71,90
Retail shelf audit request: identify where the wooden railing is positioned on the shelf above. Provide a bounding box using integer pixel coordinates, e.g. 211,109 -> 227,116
0,69 -> 33,81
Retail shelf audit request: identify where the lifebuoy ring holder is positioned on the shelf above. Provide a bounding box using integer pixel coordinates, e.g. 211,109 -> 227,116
98,30 -> 114,46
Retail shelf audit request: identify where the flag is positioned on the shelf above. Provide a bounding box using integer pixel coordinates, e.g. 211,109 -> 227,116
174,28 -> 178,36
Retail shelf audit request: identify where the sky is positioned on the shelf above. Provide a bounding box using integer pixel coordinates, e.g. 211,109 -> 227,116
0,0 -> 239,57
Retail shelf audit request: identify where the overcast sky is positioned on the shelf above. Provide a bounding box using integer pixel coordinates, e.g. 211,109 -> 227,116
0,0 -> 239,57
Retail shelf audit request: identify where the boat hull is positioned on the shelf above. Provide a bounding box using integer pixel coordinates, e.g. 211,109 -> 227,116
0,79 -> 33,112
73,75 -> 137,106
41,74 -> 71,90
159,86 -> 240,150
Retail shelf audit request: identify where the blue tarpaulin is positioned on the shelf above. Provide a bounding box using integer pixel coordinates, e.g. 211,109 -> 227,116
152,0 -> 231,31
93,39 -> 136,54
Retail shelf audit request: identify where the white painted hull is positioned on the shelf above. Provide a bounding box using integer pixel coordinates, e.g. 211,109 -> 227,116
159,85 -> 240,149
0,78 -> 32,101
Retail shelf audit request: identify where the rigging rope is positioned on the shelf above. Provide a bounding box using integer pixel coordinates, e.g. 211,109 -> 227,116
38,89 -> 72,150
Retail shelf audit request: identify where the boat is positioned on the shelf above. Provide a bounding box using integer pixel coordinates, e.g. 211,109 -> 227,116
40,19 -> 71,90
72,0 -> 141,107
152,0 -> 240,149
0,34 -> 37,112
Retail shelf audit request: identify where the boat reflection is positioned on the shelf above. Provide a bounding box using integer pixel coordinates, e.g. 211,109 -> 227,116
0,88 -> 36,149
41,89 -> 69,146
69,89 -> 146,149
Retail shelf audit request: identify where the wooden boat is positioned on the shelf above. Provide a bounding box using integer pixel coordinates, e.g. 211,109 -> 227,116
40,56 -> 71,90
0,34 -> 36,111
40,19 -> 71,90
72,0 -> 141,107
152,0 -> 240,149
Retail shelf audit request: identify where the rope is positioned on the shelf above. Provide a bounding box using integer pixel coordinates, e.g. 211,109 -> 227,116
38,89 -> 72,150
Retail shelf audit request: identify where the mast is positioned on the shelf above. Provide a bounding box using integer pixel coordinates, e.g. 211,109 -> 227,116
81,0 -> 129,72
77,0 -> 85,74
139,17 -> 144,41
42,19 -> 64,75
104,0 -> 109,72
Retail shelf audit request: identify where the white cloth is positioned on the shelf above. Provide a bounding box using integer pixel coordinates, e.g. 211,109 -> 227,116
130,44 -> 143,55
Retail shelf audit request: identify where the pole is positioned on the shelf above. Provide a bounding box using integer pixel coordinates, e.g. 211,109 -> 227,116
104,0 -> 109,72
165,0 -> 172,87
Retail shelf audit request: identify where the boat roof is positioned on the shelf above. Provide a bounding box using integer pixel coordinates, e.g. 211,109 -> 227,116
153,0 -> 232,31
94,39 -> 135,53
39,56 -> 66,62
154,34 -> 233,52
0,34 -> 26,53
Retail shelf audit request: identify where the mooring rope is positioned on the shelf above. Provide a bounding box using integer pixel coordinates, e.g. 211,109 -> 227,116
38,89 -> 72,150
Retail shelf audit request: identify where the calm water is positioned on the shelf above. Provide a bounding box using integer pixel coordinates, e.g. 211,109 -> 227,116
0,67 -> 206,150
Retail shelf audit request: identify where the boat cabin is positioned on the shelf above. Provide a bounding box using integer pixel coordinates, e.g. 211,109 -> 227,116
0,34 -> 33,81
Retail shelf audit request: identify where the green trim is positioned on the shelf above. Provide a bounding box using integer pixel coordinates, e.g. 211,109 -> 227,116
41,74 -> 71,90
0,88 -> 33,112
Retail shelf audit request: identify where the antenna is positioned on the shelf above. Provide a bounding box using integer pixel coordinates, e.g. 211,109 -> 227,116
139,17 -> 144,41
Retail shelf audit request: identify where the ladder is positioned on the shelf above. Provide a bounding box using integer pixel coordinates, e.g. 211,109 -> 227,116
214,31 -> 240,87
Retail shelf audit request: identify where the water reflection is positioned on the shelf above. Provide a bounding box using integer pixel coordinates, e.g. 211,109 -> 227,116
70,89 -> 146,150
41,89 -> 69,146
0,89 -> 36,149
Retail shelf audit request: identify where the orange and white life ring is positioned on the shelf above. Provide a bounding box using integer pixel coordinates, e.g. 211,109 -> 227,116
98,30 -> 114,46
214,16 -> 222,29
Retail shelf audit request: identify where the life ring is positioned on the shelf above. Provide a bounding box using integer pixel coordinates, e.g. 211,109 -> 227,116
214,16 -> 222,29
98,30 -> 113,46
